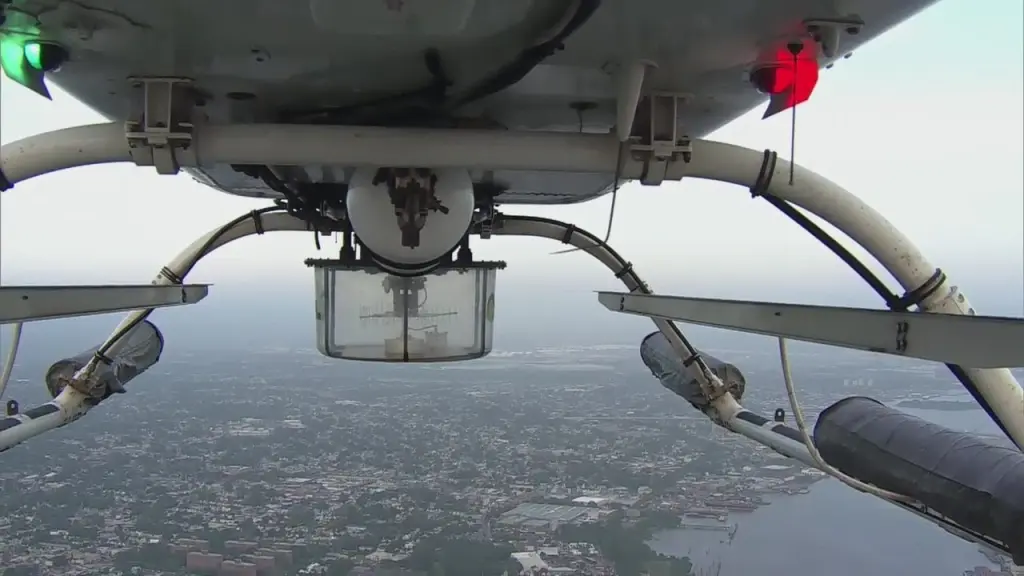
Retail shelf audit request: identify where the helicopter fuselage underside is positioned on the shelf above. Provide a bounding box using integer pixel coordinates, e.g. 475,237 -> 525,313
3,0 -> 937,203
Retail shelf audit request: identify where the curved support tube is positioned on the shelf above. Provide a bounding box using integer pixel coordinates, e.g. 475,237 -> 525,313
491,215 -> 743,421
0,210 -> 310,453
0,123 -> 129,185
0,122 -> 623,185
681,141 -> 1024,449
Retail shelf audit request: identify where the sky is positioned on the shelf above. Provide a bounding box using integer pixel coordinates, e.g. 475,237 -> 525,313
1,0 -> 1022,318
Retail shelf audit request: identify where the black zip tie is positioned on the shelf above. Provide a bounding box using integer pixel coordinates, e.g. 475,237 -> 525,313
613,262 -> 634,279
750,150 -> 777,197
682,353 -> 700,368
251,210 -> 265,235
890,268 -> 946,312
159,267 -> 183,285
560,225 -> 577,244
93,351 -> 113,365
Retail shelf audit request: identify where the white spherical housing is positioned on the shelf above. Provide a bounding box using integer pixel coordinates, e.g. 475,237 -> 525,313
346,168 -> 475,269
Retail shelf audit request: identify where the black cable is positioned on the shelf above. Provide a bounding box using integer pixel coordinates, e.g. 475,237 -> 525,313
279,0 -> 601,127
94,206 -> 286,363
761,194 -> 899,307
500,214 -> 707,371
499,214 -> 720,412
771,208 -> 1016,445
277,49 -> 452,126
750,150 -> 1019,448
751,152 -> 898,306
450,0 -> 602,108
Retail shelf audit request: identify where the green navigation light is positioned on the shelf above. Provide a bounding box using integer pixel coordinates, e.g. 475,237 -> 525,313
24,40 -> 43,70
23,40 -> 68,72
0,36 -> 30,84
0,36 -> 54,99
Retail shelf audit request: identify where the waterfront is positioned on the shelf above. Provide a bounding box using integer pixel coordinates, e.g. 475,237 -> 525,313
648,399 -> 1006,575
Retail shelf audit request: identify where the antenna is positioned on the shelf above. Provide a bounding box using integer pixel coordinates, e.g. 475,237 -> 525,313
550,140 -> 625,255
786,40 -> 804,185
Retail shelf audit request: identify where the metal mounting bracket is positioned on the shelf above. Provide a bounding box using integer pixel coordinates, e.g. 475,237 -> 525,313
629,93 -> 693,186
476,206 -> 495,239
804,17 -> 865,59
124,77 -> 197,175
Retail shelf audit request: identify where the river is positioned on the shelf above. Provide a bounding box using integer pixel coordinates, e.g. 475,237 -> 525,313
647,396 -> 1007,576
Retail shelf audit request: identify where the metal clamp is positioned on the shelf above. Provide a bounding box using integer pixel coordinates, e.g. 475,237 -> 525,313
896,321 -> 909,354
125,77 -> 197,175
804,17 -> 865,59
629,93 -> 693,186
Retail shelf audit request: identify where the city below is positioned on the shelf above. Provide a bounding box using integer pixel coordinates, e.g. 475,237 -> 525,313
0,335 -> 1017,576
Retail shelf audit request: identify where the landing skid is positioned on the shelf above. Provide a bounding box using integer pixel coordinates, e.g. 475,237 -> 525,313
1,109 -> 1022,562
597,292 -> 1024,369
0,284 -> 208,324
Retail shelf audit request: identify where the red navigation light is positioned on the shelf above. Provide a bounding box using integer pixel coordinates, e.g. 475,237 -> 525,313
752,43 -> 820,119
